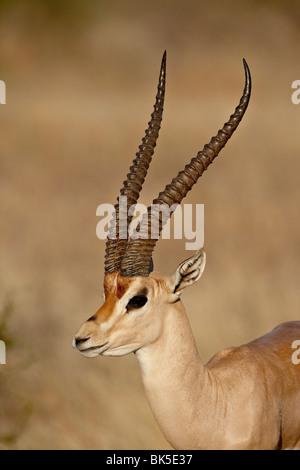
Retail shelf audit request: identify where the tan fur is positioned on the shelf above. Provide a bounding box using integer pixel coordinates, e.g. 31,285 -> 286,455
74,252 -> 300,450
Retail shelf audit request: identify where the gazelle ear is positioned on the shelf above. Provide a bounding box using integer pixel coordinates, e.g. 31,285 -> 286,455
168,249 -> 206,296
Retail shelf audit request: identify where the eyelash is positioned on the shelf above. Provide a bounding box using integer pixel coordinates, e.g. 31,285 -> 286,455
126,296 -> 148,312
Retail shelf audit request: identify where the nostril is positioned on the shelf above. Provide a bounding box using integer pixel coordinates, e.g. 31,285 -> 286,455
75,337 -> 90,346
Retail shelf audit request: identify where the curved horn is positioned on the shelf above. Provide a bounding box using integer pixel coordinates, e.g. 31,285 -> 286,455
104,51 -> 167,274
121,59 -> 251,277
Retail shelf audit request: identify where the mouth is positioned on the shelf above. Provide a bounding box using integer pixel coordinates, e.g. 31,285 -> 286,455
75,341 -> 109,358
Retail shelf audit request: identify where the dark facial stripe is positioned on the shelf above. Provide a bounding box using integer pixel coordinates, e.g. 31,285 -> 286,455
87,315 -> 97,322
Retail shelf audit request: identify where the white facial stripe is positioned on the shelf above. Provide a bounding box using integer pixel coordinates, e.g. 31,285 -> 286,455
101,291 -> 130,332
101,279 -> 154,332
101,309 -> 119,332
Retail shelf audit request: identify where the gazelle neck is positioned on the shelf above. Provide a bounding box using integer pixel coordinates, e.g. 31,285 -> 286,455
135,300 -> 218,450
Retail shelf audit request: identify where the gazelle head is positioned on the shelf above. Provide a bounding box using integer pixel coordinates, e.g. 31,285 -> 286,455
74,250 -> 206,358
73,52 -> 251,358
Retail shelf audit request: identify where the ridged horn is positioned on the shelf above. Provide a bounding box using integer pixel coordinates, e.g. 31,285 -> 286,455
120,59 -> 251,277
104,51 -> 167,274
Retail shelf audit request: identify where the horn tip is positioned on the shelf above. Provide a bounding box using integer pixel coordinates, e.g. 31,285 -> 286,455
242,58 -> 251,86
242,58 -> 249,74
242,58 -> 251,98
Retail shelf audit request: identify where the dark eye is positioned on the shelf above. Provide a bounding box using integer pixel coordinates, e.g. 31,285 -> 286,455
126,296 -> 148,312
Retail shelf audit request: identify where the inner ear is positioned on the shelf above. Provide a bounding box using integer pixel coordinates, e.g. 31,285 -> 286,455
174,279 -> 182,294
168,249 -> 206,296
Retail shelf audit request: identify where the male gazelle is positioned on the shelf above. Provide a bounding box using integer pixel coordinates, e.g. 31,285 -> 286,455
73,52 -> 300,450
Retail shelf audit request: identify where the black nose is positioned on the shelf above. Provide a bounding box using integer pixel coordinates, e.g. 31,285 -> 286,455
75,337 -> 90,346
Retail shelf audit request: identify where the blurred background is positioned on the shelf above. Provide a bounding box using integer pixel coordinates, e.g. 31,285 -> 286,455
0,0 -> 299,450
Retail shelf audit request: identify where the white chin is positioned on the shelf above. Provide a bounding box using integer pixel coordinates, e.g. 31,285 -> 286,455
102,345 -> 137,357
78,349 -> 101,359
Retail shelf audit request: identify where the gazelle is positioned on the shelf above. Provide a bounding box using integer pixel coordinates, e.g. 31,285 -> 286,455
73,52 -> 300,450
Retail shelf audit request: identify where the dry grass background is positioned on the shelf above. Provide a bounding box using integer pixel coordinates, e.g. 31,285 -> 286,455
0,0 -> 299,449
